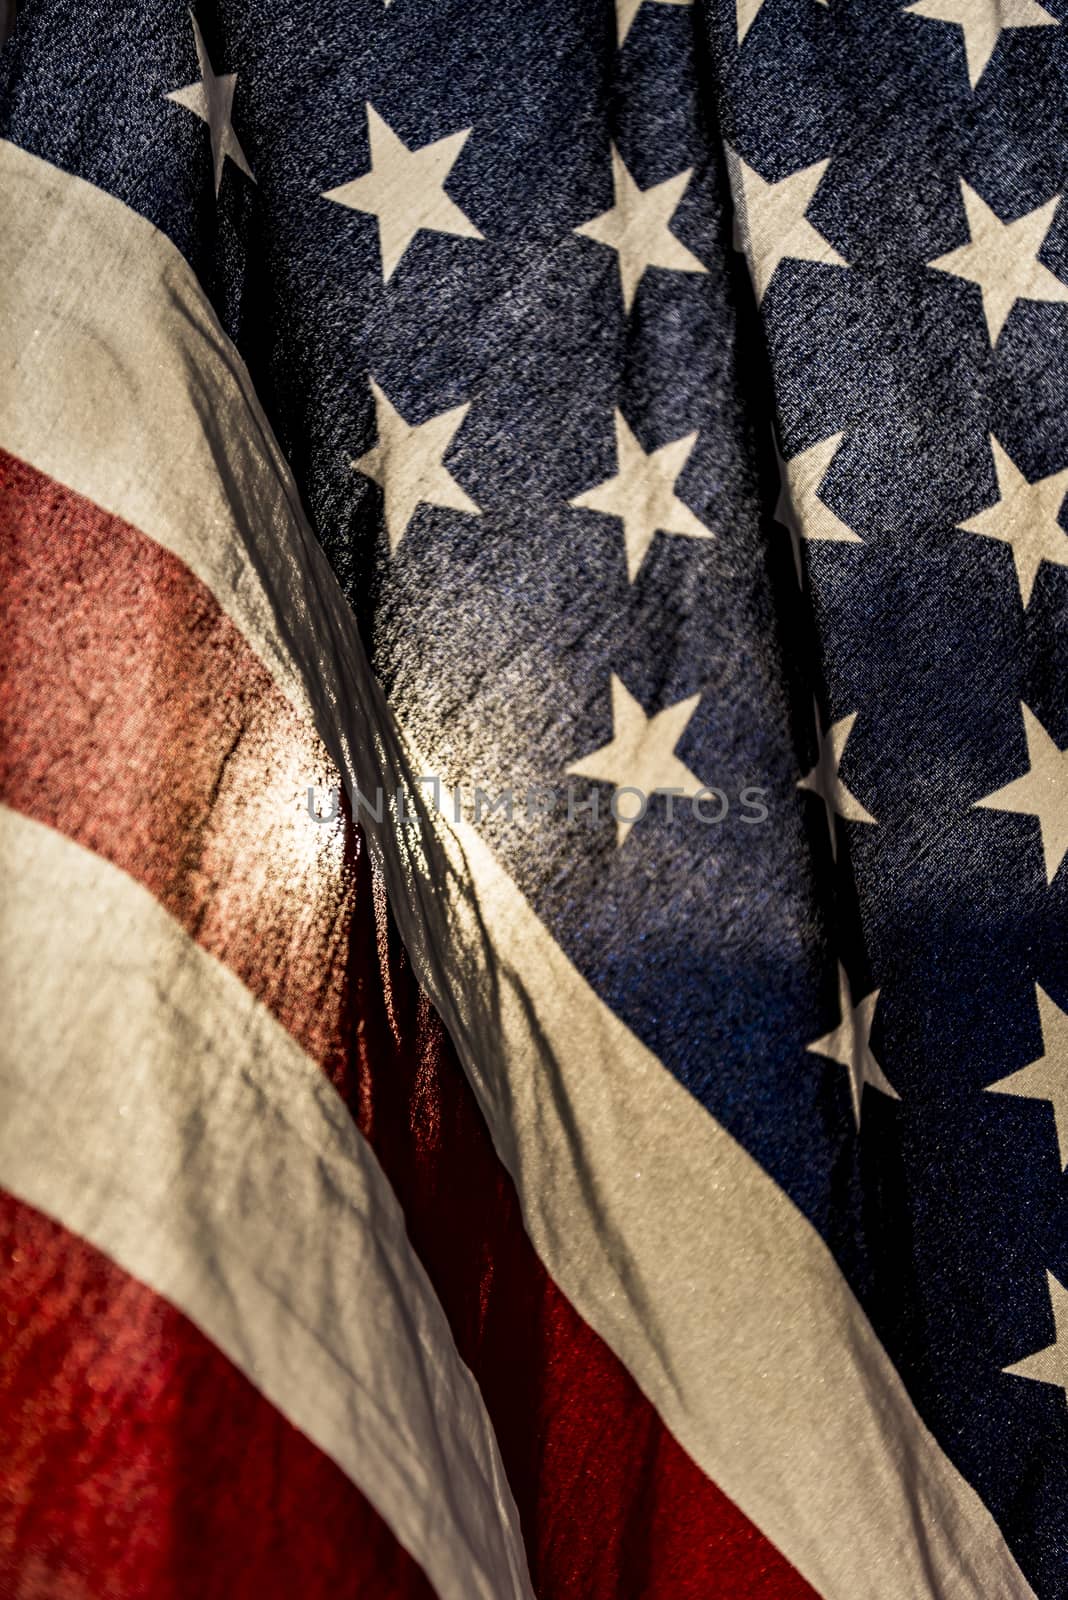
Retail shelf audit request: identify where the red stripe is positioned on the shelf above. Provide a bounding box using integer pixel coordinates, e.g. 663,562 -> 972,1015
0,447 -> 816,1600
0,1188 -> 436,1600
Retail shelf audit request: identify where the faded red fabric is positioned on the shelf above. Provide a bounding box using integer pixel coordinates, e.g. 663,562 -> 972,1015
0,1189 -> 436,1600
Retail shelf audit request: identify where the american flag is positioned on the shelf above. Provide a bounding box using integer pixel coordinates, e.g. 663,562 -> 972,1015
0,0 -> 1065,1594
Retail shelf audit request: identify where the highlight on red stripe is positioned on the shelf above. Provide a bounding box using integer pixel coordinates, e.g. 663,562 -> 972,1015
0,1188 -> 436,1600
0,446 -> 816,1599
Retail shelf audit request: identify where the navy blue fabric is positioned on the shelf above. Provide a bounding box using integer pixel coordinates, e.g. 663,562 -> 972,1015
3,0 -> 1066,1588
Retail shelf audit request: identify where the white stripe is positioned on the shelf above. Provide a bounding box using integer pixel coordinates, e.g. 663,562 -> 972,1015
0,805 -> 532,1600
0,139 -> 1033,1599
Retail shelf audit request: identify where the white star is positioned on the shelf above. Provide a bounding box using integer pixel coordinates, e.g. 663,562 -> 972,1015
323,104 -> 483,282
929,181 -> 1068,344
904,0 -> 1058,89
574,146 -> 707,314
165,13 -> 254,197
1004,1272 -> 1068,1406
807,963 -> 900,1129
737,0 -> 826,45
958,438 -> 1068,607
352,378 -> 480,553
774,430 -> 861,583
798,705 -> 876,860
616,0 -> 692,46
568,675 -> 704,846
570,411 -> 712,582
728,151 -> 847,304
976,703 -> 1068,885
987,985 -> 1068,1170
737,0 -> 766,40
